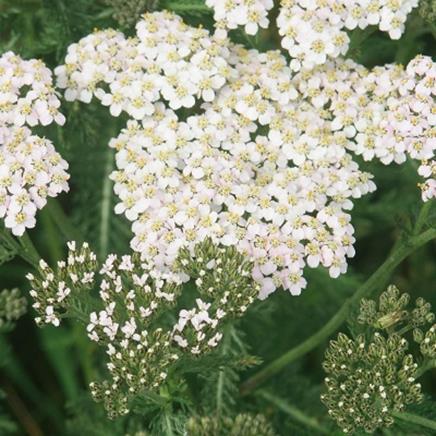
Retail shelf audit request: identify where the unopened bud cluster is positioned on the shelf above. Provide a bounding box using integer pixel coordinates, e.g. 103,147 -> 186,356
322,332 -> 422,434
0,288 -> 27,331
27,241 -> 97,327
103,0 -> 158,27
0,52 -> 69,235
28,238 -> 258,417
416,324 -> 436,359
419,0 -> 436,22
174,238 -> 258,353
323,285 -> 436,434
186,413 -> 277,436
88,240 -> 258,417
358,284 -> 435,333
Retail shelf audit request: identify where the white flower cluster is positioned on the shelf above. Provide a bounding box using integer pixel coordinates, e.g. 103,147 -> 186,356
56,12 -> 434,299
277,0 -> 418,71
87,252 -> 183,344
0,52 -> 69,235
27,241 -> 97,326
205,0 -> 274,36
55,12 -> 231,116
296,55 -> 436,202
205,0 -> 418,71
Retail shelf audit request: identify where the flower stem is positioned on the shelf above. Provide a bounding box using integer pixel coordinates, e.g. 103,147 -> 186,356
99,148 -> 114,259
259,390 -> 328,434
414,200 -> 433,236
46,198 -> 83,243
163,1 -> 211,13
18,232 -> 40,267
416,358 -> 436,379
393,411 -> 436,431
240,227 -> 436,396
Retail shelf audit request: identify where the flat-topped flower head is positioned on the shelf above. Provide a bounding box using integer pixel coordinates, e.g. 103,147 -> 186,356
55,12 -> 232,117
0,52 -> 69,235
56,12 -> 434,299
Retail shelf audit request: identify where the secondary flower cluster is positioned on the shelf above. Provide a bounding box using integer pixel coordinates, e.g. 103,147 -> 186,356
0,288 -> 27,331
55,12 -> 231,115
206,0 -> 274,36
322,285 -> 435,434
27,241 -> 97,327
277,0 -> 418,71
0,52 -> 69,235
28,238 -> 257,417
206,0 -> 418,70
55,12 -> 434,298
296,55 -> 436,202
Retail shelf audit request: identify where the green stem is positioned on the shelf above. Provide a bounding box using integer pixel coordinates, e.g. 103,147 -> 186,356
99,148 -> 114,259
163,1 -> 211,13
395,325 -> 412,337
416,359 -> 436,379
259,390 -> 328,434
240,227 -> 436,396
414,201 -> 433,236
164,411 -> 174,436
18,232 -> 40,267
393,411 -> 436,431
46,199 -> 83,243
216,324 -> 233,418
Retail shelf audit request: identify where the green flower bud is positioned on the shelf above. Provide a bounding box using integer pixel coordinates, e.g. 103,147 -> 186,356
0,288 -> 27,331
322,332 -> 422,434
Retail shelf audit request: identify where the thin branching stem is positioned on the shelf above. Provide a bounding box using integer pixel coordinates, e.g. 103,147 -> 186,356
46,198 -> 84,243
259,390 -> 329,434
393,411 -> 436,431
99,148 -> 114,259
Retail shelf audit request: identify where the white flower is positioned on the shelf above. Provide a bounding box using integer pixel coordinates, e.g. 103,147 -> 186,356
0,52 -> 69,235
277,0 -> 419,71
206,0 -> 274,35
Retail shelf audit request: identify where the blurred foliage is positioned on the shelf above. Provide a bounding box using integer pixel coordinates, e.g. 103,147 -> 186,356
0,0 -> 435,434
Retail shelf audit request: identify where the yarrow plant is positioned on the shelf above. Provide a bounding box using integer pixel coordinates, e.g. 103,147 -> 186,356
0,0 -> 435,434
0,52 -> 69,236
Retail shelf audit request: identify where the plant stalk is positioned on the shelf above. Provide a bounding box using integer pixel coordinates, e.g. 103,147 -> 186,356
393,411 -> 436,431
259,390 -> 328,434
46,199 -> 83,243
